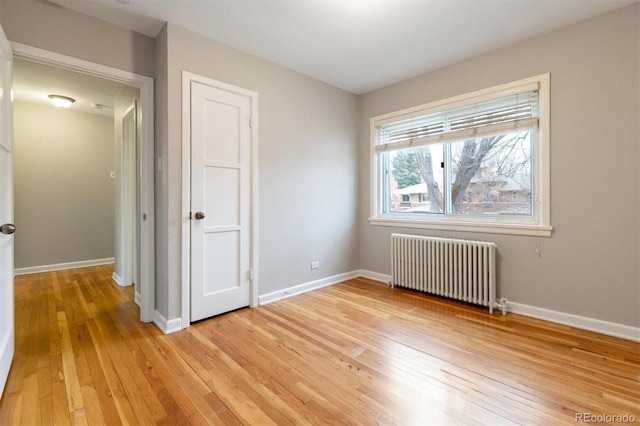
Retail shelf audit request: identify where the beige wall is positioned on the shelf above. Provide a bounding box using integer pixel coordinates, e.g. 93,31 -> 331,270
13,101 -> 115,268
154,24 -> 359,320
0,0 -> 155,77
358,4 -> 640,327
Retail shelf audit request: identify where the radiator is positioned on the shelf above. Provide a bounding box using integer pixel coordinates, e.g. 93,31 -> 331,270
391,234 -> 505,314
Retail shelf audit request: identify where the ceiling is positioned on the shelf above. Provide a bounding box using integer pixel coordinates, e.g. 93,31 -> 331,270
13,58 -> 124,116
47,0 -> 637,94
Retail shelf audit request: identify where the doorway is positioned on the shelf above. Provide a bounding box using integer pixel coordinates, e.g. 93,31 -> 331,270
11,42 -> 155,322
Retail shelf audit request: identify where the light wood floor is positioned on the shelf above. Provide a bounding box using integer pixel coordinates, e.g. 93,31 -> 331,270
1,265 -> 638,425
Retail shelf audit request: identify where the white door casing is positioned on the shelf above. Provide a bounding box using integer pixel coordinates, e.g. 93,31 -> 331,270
0,24 -> 13,398
120,102 -> 138,290
182,72 -> 258,325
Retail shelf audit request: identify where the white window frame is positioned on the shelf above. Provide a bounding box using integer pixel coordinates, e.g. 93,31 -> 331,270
369,73 -> 552,237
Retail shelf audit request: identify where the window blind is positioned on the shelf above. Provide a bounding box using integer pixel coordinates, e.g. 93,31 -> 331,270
376,85 -> 539,153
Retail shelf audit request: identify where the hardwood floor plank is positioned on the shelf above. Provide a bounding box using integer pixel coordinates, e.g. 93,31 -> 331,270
19,374 -> 39,425
2,267 -> 639,425
165,329 -> 276,425
56,311 -> 86,421
37,365 -> 54,426
192,319 -> 350,425
112,309 -> 216,425
48,274 -> 72,426
85,319 -> 140,425
92,316 -> 163,424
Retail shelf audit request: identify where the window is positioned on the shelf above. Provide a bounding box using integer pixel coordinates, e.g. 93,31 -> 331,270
370,74 -> 552,237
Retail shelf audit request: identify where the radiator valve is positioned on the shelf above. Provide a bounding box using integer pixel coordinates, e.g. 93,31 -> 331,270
497,298 -> 508,316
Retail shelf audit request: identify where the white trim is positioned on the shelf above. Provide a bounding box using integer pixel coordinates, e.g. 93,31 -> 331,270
358,269 -> 391,284
181,72 -> 190,328
258,271 -> 360,306
111,272 -> 123,287
181,71 -> 259,328
14,258 -> 115,275
171,263 -> 639,343
117,103 -> 137,294
349,270 -> 639,342
360,269 -> 639,342
134,291 -> 141,307
11,42 -> 156,323
153,311 -> 182,335
368,218 -> 553,237
507,301 -> 640,343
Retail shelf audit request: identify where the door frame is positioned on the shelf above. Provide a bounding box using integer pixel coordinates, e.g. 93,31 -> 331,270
11,42 -> 156,323
181,71 -> 259,327
119,102 -> 138,293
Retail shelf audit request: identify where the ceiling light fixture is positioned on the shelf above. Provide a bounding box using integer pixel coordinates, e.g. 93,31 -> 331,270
48,94 -> 75,108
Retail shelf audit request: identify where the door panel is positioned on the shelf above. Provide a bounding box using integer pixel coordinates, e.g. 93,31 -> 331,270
0,24 -> 13,398
191,81 -> 252,322
204,231 -> 240,294
204,167 -> 240,225
203,101 -> 241,163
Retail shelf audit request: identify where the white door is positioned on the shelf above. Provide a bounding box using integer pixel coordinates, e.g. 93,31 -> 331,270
190,81 -> 253,322
0,25 -> 14,397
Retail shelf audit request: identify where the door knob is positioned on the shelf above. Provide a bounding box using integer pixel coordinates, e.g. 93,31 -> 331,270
0,223 -> 16,235
194,212 -> 205,220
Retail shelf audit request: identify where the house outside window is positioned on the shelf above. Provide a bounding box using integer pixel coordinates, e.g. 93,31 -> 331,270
370,74 -> 552,237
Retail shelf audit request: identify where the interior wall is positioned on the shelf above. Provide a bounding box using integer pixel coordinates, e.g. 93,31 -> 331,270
357,4 -> 640,327
13,101 -> 115,268
155,23 -> 359,321
0,0 -> 155,78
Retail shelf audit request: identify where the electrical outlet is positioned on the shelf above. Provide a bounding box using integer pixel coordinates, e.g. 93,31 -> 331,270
311,261 -> 320,270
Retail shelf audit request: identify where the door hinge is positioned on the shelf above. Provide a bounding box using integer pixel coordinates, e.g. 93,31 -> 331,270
249,269 -> 254,281
249,116 -> 253,129
189,211 -> 192,220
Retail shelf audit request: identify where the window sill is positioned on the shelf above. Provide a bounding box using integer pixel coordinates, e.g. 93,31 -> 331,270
369,217 -> 553,237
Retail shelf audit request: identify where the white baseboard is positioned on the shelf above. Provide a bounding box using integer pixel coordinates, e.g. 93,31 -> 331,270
153,311 -> 182,334
173,266 -> 640,343
134,291 -> 141,307
359,270 -> 639,342
358,270 -> 391,284
14,257 -> 115,276
258,270 -> 361,306
111,272 -> 123,287
507,301 -> 640,342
